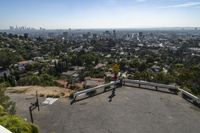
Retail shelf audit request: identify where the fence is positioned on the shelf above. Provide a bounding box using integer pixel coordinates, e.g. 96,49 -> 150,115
180,89 -> 200,105
124,79 -> 200,106
124,79 -> 179,94
70,80 -> 122,104
71,79 -> 200,107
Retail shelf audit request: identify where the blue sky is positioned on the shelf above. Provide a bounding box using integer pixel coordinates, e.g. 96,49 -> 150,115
0,0 -> 200,29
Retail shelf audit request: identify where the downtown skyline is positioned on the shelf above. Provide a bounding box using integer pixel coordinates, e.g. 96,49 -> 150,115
0,0 -> 200,29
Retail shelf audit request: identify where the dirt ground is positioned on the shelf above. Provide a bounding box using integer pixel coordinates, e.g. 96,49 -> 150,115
6,86 -> 72,98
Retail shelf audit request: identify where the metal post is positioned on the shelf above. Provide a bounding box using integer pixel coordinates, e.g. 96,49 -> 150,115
71,95 -> 76,105
36,91 -> 40,111
29,91 -> 40,123
29,106 -> 33,123
156,86 -> 158,91
104,87 -> 107,92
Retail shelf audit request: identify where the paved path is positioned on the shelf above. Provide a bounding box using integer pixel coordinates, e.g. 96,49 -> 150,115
9,86 -> 200,133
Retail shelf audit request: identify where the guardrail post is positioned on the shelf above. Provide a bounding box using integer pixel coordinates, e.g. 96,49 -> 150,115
104,86 -> 110,92
119,79 -> 123,87
156,86 -> 158,91
123,80 -> 125,86
71,95 -> 76,105
104,87 -> 107,92
36,91 -> 40,111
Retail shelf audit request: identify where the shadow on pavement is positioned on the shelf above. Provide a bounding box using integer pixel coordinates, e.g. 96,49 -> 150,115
108,88 -> 116,102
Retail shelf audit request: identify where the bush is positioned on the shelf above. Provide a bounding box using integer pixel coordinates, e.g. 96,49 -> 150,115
69,92 -> 74,99
0,105 -> 8,116
0,84 -> 40,133
18,73 -> 56,86
31,124 -> 39,133
0,83 -> 16,114
0,105 -> 5,112
0,115 -> 39,133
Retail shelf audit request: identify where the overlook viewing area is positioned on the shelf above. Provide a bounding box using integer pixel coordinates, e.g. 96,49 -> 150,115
8,80 -> 200,133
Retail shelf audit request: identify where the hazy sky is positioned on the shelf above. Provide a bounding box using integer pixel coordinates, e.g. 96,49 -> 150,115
0,0 -> 200,29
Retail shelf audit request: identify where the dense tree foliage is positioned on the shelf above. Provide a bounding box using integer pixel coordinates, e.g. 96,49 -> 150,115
0,49 -> 22,68
0,32 -> 199,96
18,73 -> 56,86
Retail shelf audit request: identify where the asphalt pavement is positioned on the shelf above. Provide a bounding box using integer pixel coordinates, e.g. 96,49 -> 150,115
8,86 -> 200,133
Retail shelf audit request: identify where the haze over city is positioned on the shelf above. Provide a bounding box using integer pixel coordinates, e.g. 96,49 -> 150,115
1,0 -> 200,29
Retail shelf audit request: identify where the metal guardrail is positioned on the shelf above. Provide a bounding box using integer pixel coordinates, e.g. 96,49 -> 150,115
70,79 -> 200,107
180,89 -> 200,105
124,79 -> 200,106
124,79 -> 179,94
0,125 -> 12,133
71,80 -> 122,104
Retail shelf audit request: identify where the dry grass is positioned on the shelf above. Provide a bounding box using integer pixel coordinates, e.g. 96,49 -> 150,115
6,86 -> 72,98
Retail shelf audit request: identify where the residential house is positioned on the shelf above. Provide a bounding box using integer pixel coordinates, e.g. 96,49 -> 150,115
17,60 -> 33,71
84,77 -> 105,88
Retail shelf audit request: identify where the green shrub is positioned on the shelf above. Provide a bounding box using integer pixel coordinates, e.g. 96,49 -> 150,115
0,115 -> 39,133
0,105 -> 4,112
18,73 -> 56,86
0,84 -> 40,133
30,124 -> 39,133
0,83 -> 16,114
0,105 -> 8,116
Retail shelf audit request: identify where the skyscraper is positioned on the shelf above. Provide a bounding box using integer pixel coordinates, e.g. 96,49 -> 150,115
113,30 -> 116,39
